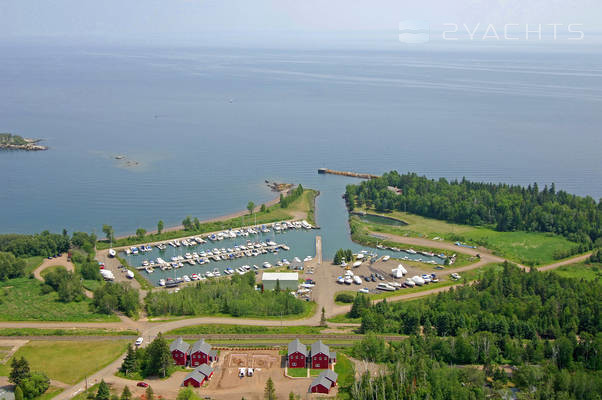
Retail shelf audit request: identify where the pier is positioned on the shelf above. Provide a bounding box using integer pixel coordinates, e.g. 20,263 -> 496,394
317,168 -> 379,179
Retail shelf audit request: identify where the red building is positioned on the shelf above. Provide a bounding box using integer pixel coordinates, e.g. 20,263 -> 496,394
189,339 -> 218,367
310,340 -> 333,369
309,370 -> 338,394
169,337 -> 190,366
183,364 -> 214,387
287,339 -> 308,368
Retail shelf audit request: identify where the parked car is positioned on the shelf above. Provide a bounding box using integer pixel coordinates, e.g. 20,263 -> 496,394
135,337 -> 144,346
137,382 -> 148,388
358,287 -> 370,294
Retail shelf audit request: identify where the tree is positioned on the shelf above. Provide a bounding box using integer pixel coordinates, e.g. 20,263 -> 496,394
145,386 -> 154,400
9,357 -> 30,386
182,216 -> 193,231
18,372 -> 50,399
0,252 -> 26,280
102,225 -> 114,242
120,344 -> 137,376
157,220 -> 164,235
247,201 -> 255,215
95,380 -> 110,400
136,228 -> 146,240
145,334 -> 170,377
264,377 -> 276,400
14,386 -> 23,400
120,386 -> 132,400
320,307 -> 327,327
260,204 -> 267,212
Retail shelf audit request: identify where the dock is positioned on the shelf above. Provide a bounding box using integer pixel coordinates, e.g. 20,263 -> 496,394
317,168 -> 379,179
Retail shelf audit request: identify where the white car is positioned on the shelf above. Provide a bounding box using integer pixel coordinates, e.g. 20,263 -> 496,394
135,337 -> 144,346
451,273 -> 461,280
358,287 -> 370,294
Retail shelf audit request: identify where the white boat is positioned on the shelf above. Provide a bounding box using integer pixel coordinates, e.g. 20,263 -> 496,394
411,276 -> 425,286
353,276 -> 362,285
145,266 -> 154,274
158,279 -> 166,286
376,282 -> 395,291
406,249 -> 417,254
108,249 -> 116,257
344,276 -> 353,285
352,261 -> 362,268
404,278 -> 416,287
382,255 -> 390,261
336,276 -> 344,284
126,270 -> 134,279
182,275 -> 191,282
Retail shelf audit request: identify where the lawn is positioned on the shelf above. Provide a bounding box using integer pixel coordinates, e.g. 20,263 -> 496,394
98,189 -> 318,249
0,328 -> 137,337
39,265 -> 66,277
327,314 -> 361,324
334,353 -> 354,387
354,209 -> 578,266
166,324 -> 324,336
0,340 -> 129,384
550,262 -> 602,281
287,367 -> 308,378
0,278 -> 119,322
23,256 -> 44,275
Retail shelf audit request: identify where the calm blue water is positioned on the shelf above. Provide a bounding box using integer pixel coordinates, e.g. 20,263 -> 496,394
1,42 -> 601,246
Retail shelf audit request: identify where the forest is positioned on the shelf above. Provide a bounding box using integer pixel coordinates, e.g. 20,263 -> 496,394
341,263 -> 602,400
144,273 -> 309,317
0,231 -> 71,257
345,171 -> 602,246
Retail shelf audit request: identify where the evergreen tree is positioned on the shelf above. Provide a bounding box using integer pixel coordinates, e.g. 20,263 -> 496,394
120,386 -> 132,400
320,307 -> 327,327
157,220 -> 164,235
145,334 -> 170,377
95,380 -> 110,400
9,357 -> 30,386
264,377 -> 276,400
120,344 -> 137,375
145,386 -> 154,400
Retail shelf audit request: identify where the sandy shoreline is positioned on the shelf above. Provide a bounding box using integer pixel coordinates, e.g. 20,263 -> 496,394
113,189 -> 290,241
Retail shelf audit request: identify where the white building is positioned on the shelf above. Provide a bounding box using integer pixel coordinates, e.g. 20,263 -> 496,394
262,272 -> 299,291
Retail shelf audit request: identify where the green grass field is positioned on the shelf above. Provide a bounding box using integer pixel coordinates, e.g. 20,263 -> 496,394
0,340 -> 129,384
0,328 -> 137,336
354,209 -> 577,266
551,262 -> 602,281
334,353 -> 354,387
39,265 -> 66,277
287,367 -> 308,377
0,278 -> 119,322
24,256 -> 44,275
166,324 -> 324,336
98,189 -> 318,250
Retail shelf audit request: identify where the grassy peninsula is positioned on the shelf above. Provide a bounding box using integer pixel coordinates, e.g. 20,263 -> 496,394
0,133 -> 47,151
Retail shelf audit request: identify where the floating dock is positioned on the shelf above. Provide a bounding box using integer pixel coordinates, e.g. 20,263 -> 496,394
317,168 -> 379,179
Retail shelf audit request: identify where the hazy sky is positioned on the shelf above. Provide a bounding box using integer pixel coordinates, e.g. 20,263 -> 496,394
1,0 -> 600,44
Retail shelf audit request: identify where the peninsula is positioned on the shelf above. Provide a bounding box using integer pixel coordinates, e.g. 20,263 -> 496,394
0,133 -> 48,151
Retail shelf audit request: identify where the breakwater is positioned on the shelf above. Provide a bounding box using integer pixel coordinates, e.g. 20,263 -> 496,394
317,168 -> 379,179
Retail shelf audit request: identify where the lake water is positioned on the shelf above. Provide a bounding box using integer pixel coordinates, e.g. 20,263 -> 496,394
1,41 -> 601,248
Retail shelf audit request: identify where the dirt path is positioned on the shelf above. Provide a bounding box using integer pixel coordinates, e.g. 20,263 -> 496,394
32,255 -> 94,298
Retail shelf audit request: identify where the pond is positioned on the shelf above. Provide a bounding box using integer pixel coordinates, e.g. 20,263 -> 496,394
355,213 -> 408,226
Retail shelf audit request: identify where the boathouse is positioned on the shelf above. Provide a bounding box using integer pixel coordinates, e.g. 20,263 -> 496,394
261,272 -> 299,291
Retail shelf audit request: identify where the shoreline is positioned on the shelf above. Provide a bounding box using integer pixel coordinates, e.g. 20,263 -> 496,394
112,188 -> 291,241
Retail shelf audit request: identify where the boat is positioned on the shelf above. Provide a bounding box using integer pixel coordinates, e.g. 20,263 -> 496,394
126,270 -> 134,279
376,282 -> 395,291
411,276 -> 425,286
406,249 -> 417,254
382,255 -> 390,261
404,278 -> 416,287
352,261 -> 362,268
108,249 -> 116,257
353,276 -> 362,285
344,276 -> 353,285
158,279 -> 166,286
145,266 -> 154,274
336,276 -> 344,284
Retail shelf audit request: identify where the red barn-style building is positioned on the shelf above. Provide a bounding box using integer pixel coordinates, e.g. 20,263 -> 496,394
309,370 -> 338,394
189,339 -> 218,367
183,364 -> 214,388
170,337 -> 190,366
287,339 -> 308,368
310,340 -> 334,369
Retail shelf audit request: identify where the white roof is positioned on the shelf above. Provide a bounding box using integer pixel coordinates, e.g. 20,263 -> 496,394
262,272 -> 299,281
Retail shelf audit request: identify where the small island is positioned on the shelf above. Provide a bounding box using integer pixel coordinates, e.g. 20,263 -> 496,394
0,133 -> 48,151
